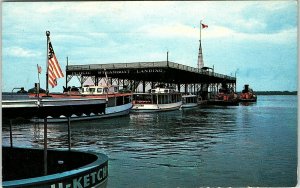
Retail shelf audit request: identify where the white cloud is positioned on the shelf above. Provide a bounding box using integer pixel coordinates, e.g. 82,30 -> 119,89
137,23 -> 197,39
137,22 -> 296,45
4,47 -> 41,58
235,18 -> 267,31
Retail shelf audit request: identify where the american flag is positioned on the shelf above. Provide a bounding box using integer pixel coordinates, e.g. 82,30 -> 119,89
48,41 -> 63,88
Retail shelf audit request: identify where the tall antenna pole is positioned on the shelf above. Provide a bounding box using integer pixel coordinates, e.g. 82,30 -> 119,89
167,51 -> 169,67
198,20 -> 204,69
46,31 -> 50,95
200,20 -> 202,42
167,51 -> 169,62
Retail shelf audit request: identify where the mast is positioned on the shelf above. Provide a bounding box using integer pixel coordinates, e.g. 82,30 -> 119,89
46,31 -> 50,95
197,20 -> 204,69
167,51 -> 169,67
66,56 -> 68,88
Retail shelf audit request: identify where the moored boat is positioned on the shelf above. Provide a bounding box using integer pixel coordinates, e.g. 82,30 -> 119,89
182,94 -> 198,108
208,83 -> 239,106
3,147 -> 108,188
30,84 -> 133,122
2,92 -> 107,120
131,87 -> 182,112
239,84 -> 257,102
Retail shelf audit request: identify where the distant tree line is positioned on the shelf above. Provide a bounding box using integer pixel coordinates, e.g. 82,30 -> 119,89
254,91 -> 297,95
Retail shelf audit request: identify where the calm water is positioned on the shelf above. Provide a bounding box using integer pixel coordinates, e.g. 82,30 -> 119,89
2,95 -> 297,187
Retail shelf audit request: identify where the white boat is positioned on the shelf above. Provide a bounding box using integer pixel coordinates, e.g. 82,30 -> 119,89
131,87 -> 182,112
31,85 -> 133,122
182,94 -> 198,108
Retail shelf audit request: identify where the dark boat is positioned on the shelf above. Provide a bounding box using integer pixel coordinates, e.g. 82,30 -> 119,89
2,92 -> 107,120
239,84 -> 257,102
207,83 -> 239,106
2,147 -> 108,188
30,84 -> 132,122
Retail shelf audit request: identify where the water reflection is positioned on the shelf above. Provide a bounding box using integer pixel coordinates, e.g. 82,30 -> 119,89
3,106 -> 239,156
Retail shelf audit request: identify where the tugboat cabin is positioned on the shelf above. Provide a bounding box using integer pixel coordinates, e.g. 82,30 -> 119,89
134,88 -> 181,105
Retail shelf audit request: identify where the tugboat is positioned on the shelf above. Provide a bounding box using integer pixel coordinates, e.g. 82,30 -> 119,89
239,84 -> 257,102
207,83 -> 239,106
132,85 -> 182,112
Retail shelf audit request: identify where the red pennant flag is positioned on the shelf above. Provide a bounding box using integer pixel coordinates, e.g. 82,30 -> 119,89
201,23 -> 208,29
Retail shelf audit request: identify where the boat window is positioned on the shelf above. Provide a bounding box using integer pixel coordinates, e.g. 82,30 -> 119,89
104,88 -> 108,93
152,95 -> 157,104
97,88 -> 103,93
107,97 -> 116,107
81,88 -> 85,93
134,94 -> 152,104
116,96 -> 124,106
151,89 -> 156,93
164,90 -> 168,93
89,88 -> 95,93
124,96 -> 131,104
114,87 -> 118,92
177,94 -> 180,102
86,88 -> 89,92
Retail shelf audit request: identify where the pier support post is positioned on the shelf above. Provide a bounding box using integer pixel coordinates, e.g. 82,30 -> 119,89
142,80 -> 146,93
44,118 -> 48,175
177,83 -> 180,92
9,119 -> 13,148
68,117 -> 71,151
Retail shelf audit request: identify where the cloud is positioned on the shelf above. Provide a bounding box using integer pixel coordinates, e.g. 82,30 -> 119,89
137,23 -> 196,39
137,22 -> 296,45
4,47 -> 41,58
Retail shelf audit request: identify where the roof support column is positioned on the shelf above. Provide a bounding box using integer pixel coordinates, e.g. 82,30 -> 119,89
142,80 -> 146,93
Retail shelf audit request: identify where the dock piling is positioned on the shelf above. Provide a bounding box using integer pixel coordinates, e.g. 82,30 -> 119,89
44,118 -> 48,175
68,117 -> 71,151
9,119 -> 13,148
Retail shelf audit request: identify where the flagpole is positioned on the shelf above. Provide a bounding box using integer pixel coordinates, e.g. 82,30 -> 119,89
46,31 -> 50,96
37,64 -> 40,98
198,20 -> 202,69
66,56 -> 68,88
200,20 -> 202,42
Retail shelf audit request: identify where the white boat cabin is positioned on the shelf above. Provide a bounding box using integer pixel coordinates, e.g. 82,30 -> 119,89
150,88 -> 177,94
81,85 -> 119,95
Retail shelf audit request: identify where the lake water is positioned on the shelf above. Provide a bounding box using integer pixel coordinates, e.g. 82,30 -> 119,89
2,95 -> 298,187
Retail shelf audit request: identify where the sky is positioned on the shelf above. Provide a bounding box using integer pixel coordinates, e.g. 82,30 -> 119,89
2,1 -> 298,92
